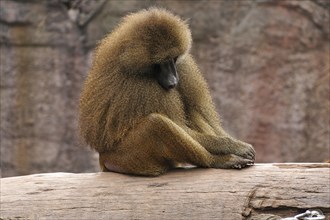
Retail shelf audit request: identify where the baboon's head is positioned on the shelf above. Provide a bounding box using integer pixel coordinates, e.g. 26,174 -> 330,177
108,8 -> 192,90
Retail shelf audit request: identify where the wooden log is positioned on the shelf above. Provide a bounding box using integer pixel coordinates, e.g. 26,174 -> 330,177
1,163 -> 329,220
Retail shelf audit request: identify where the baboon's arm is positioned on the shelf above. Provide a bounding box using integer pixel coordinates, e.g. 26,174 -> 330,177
183,110 -> 255,161
188,131 -> 255,161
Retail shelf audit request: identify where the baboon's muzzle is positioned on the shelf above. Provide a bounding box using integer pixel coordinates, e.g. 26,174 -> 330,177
156,58 -> 179,90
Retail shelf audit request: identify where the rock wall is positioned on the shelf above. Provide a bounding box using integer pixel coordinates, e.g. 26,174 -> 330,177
0,0 -> 99,176
1,0 -> 329,177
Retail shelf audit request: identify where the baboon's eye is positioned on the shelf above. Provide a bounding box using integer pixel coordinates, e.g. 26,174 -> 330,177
151,63 -> 161,75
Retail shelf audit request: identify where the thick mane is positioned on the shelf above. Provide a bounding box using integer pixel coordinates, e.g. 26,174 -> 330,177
96,8 -> 192,73
79,8 -> 191,151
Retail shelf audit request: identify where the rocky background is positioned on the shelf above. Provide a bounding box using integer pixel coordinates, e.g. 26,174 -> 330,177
1,0 -> 329,177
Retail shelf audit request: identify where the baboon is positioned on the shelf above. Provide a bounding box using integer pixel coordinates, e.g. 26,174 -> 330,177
79,8 -> 255,176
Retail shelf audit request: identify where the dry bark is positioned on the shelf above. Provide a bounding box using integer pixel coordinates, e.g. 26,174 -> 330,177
1,163 -> 329,220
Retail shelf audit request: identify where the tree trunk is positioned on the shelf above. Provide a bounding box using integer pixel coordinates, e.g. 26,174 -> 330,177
1,163 -> 329,220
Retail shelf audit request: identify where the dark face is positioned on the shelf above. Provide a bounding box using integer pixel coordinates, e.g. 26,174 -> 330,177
152,58 -> 179,90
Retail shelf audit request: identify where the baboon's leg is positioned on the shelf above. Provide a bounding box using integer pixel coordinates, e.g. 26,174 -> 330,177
99,113 -> 254,176
100,113 -> 213,176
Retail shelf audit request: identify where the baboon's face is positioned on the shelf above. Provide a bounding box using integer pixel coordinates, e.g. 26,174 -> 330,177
151,57 -> 179,90
116,9 -> 192,90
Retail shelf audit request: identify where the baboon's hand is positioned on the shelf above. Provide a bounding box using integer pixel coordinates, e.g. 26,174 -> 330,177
237,142 -> 255,160
228,139 -> 255,161
212,154 -> 254,169
231,154 -> 254,169
196,135 -> 256,161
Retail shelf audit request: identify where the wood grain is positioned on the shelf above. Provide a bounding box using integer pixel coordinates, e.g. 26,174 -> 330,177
1,163 -> 329,220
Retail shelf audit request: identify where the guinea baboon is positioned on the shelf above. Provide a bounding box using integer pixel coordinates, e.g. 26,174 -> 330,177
79,8 -> 255,176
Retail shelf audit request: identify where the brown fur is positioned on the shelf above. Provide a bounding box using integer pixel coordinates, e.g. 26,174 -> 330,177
79,8 -> 255,176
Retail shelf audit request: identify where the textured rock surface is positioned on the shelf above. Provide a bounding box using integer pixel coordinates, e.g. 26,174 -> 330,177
0,0 -> 99,176
1,0 -> 329,177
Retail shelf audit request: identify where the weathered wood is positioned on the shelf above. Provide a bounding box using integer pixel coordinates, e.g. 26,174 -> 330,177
1,163 -> 329,220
